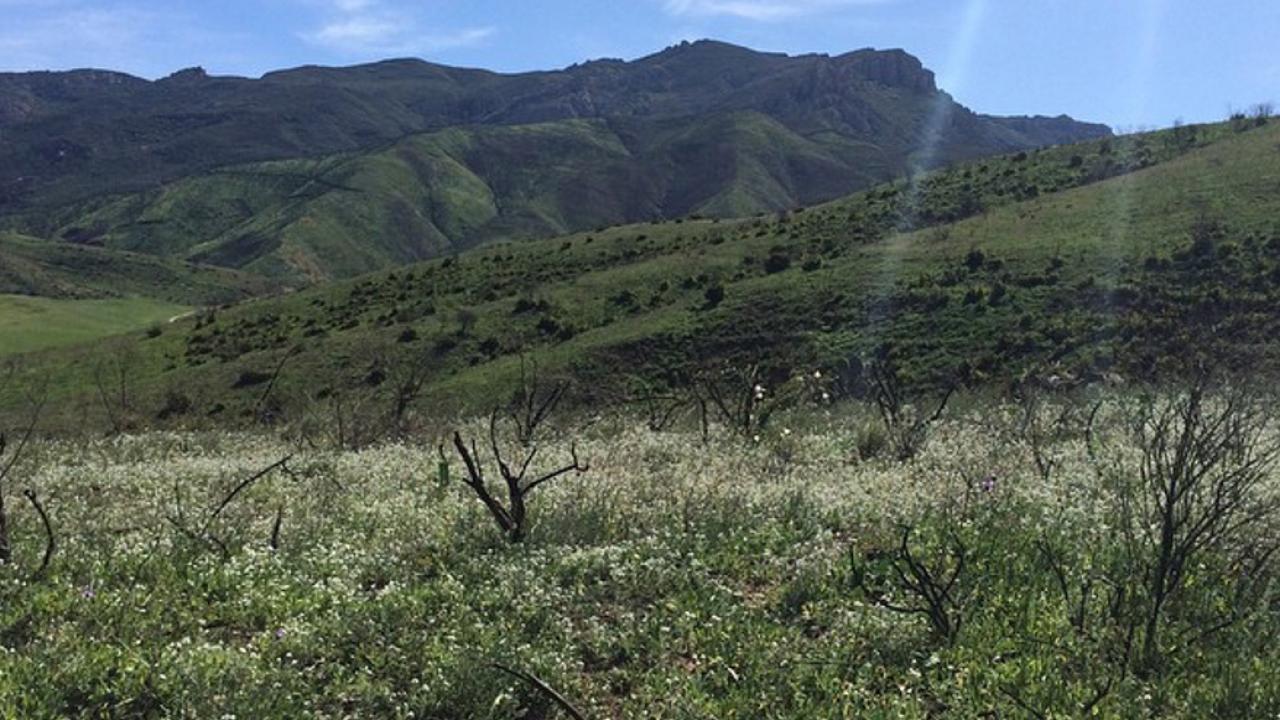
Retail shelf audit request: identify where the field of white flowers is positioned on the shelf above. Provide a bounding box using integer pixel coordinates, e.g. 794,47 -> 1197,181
2,389 -> 1279,718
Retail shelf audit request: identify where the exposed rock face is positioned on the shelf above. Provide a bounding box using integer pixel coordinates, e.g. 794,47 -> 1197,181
835,48 -> 938,93
159,67 -> 211,85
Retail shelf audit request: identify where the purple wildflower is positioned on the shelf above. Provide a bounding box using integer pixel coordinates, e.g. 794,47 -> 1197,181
980,475 -> 997,493
275,628 -> 287,640
80,584 -> 96,599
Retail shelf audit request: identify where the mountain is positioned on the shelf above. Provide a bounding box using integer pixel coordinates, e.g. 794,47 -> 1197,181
0,41 -> 1109,283
4,118 -> 1271,431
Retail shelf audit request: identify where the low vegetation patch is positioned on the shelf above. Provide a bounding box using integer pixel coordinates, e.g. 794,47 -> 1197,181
2,378 -> 1279,717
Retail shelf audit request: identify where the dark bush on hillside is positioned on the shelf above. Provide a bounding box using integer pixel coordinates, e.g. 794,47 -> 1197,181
703,285 -> 725,308
397,328 -> 418,343
512,298 -> 548,315
536,317 -> 561,337
232,370 -> 273,389
609,291 -> 637,307
964,248 -> 986,272
156,390 -> 193,420
764,253 -> 792,274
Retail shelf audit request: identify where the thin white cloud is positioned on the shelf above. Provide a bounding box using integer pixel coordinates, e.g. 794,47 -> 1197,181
662,0 -> 892,21
0,5 -> 205,75
310,16 -> 401,46
302,0 -> 494,56
331,0 -> 376,11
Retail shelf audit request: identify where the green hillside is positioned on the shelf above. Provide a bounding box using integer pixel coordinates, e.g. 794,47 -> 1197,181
19,113 -> 907,282
1,119 -> 1273,431
0,294 -> 187,356
0,232 -> 272,303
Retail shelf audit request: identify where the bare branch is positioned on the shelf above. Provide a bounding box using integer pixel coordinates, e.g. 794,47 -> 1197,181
270,505 -> 284,552
490,663 -> 587,720
207,456 -> 294,525
23,488 -> 54,580
523,444 -> 589,495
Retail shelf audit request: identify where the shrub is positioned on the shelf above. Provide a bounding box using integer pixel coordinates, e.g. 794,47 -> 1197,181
763,253 -> 792,274
232,370 -> 273,389
156,390 -> 193,420
852,420 -> 889,461
964,248 -> 985,272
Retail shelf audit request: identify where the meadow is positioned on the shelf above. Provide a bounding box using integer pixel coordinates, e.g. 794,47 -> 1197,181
2,379 -> 1278,718
0,295 -> 187,357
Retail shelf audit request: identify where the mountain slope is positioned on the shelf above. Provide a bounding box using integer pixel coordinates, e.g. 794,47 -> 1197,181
2,42 -> 1108,282
0,231 -> 271,303
22,112 -> 918,282
2,119 -> 1270,431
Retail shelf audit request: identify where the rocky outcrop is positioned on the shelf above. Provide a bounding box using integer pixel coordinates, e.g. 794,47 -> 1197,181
835,49 -> 938,93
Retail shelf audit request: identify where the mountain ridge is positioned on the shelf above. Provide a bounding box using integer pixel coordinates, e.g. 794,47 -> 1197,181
0,40 -> 1108,208
0,40 -> 1110,284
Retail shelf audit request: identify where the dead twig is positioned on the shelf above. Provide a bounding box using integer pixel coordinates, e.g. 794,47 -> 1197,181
22,488 -> 54,580
490,662 -> 588,720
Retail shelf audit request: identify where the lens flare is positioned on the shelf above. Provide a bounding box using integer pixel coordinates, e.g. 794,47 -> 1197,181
865,0 -> 988,347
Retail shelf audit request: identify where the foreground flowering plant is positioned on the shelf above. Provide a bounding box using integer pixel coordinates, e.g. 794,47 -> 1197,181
0,386 -> 1277,717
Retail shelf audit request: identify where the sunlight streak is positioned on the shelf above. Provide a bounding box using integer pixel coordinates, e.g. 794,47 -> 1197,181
1098,0 -> 1166,305
864,0 -> 988,352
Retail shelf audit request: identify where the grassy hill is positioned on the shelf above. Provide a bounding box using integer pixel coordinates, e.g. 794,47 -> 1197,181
1,118 -> 1272,431
0,232 -> 272,304
0,294 -> 187,356
17,112 -> 919,283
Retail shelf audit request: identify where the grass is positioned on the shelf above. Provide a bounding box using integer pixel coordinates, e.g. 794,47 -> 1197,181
0,294 -> 187,356
2,389 -> 1278,717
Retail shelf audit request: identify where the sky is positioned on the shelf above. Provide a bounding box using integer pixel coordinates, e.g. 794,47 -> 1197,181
0,0 -> 1275,130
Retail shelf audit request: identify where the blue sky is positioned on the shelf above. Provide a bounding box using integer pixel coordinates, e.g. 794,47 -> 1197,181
0,0 -> 1275,130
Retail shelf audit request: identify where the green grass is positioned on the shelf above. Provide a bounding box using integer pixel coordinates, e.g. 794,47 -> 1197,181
0,294 -> 187,356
